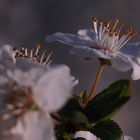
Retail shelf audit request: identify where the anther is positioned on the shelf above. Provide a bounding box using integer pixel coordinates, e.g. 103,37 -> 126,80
93,16 -> 97,22
112,18 -> 119,32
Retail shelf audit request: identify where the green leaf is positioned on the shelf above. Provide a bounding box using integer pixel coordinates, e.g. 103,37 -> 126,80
90,120 -> 123,140
56,132 -> 72,140
59,98 -> 89,126
85,80 -> 131,122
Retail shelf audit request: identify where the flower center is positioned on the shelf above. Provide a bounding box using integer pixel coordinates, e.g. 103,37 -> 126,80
13,43 -> 54,65
0,83 -> 35,121
93,17 -> 136,53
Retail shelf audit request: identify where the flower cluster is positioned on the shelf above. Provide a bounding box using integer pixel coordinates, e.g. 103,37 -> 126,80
0,17 -> 137,140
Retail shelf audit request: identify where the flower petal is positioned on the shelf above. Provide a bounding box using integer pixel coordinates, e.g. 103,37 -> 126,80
130,61 -> 140,80
47,32 -> 96,46
124,136 -> 134,140
121,42 -> 140,64
77,29 -> 96,41
118,52 -> 140,80
74,131 -> 98,140
15,58 -> 48,71
8,111 -> 55,140
121,42 -> 140,56
0,45 -> 16,64
33,65 -> 78,112
111,55 -> 131,72
6,67 -> 45,88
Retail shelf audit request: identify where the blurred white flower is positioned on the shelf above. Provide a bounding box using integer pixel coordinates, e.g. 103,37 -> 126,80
14,43 -> 54,66
0,64 -> 78,112
7,111 -> 56,140
33,65 -> 78,112
0,45 -> 78,140
0,44 -> 16,64
0,43 -> 54,68
74,131 -> 134,140
74,131 -> 99,140
124,136 -> 134,140
47,17 -> 140,80
122,135 -> 134,140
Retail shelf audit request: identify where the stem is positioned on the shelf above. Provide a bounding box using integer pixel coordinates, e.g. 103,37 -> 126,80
84,63 -> 105,107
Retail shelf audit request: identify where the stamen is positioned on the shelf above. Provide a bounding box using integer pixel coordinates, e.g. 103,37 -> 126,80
112,18 -> 119,32
15,43 -> 54,65
25,47 -> 28,57
35,43 -> 41,56
40,49 -> 47,63
93,16 -> 98,34
30,48 -> 34,59
92,17 -> 136,53
44,52 -> 53,65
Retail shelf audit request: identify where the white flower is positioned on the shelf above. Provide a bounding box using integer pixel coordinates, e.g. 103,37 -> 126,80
7,111 -> 56,140
0,44 -> 16,64
0,45 -> 78,140
47,17 -> 140,80
0,43 -> 54,67
122,136 -> 134,140
74,131 -> 99,140
33,65 -> 78,112
1,64 -> 78,112
0,45 -> 78,112
74,131 -> 134,140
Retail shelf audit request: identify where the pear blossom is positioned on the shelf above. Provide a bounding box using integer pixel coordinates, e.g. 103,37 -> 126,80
74,131 -> 99,140
47,17 -> 140,80
0,45 -> 78,140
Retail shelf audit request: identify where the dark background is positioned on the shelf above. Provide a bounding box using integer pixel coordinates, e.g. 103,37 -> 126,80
0,0 -> 140,139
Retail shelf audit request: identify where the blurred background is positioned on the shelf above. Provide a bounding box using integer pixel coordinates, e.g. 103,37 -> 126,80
0,0 -> 140,139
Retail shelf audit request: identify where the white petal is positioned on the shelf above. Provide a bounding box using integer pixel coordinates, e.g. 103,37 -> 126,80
130,61 -> 140,80
9,111 -> 56,140
0,45 -> 16,64
15,58 -> 47,71
111,56 -> 131,72
74,131 -> 98,140
70,45 -> 112,60
69,45 -> 97,57
121,42 -> 140,57
7,67 -> 45,88
0,75 -> 9,85
77,29 -> 96,41
121,42 -> 140,65
122,136 -> 134,140
117,52 -> 140,80
47,32 -> 95,46
33,65 -> 78,112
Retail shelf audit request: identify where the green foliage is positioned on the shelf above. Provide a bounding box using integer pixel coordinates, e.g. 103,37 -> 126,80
90,120 -> 123,140
85,80 -> 131,122
59,97 -> 89,127
56,132 -> 72,140
57,80 -> 131,140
